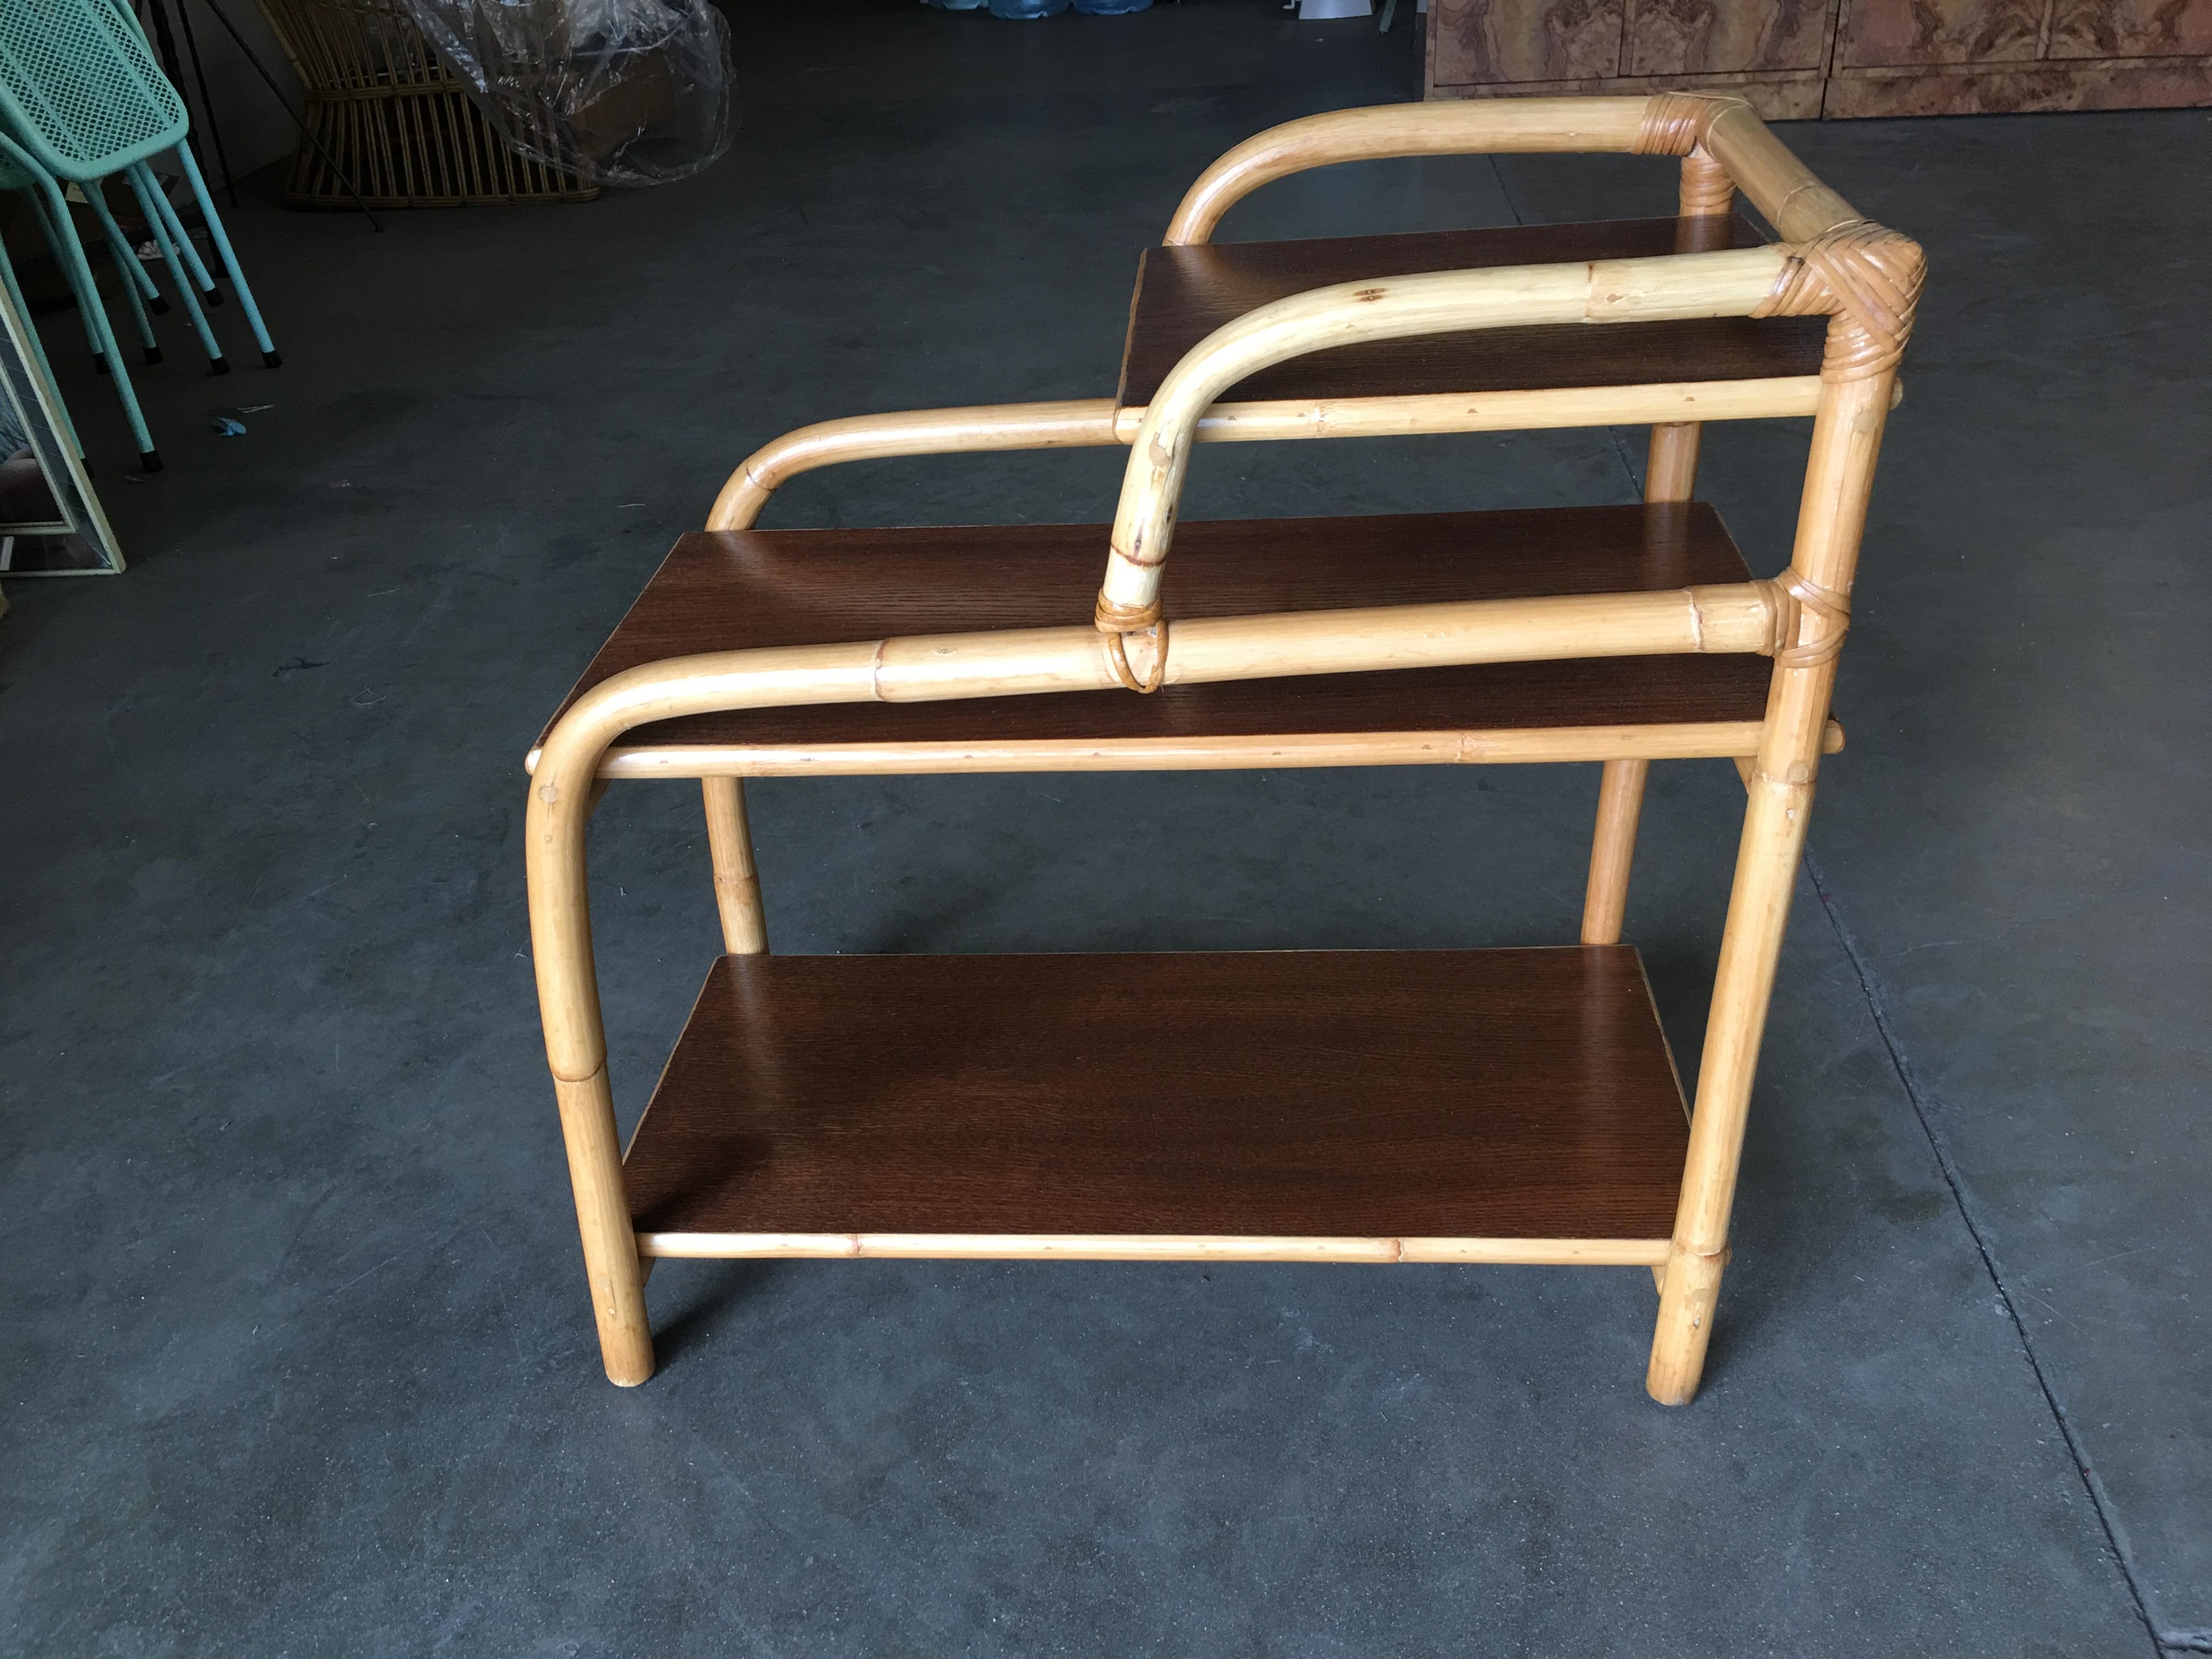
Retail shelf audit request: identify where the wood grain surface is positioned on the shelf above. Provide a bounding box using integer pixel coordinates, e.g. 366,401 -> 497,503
1429,72 -> 1828,117
1431,0 -> 1630,84
1118,216 -> 1827,410
540,505 -> 1778,756
1837,0 -> 2047,66
1824,54 -> 2212,109
2047,0 -> 2212,58
1623,0 -> 1833,74
623,948 -> 1691,1241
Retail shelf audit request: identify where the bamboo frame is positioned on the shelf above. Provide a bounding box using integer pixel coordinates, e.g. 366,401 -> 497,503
529,575 -> 1793,1385
533,95 -> 1920,1404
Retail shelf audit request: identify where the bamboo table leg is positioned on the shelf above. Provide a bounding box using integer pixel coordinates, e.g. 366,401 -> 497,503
1581,758 -> 1647,944
1648,307 -> 1911,1403
702,777 -> 768,954
1583,149 -> 1740,946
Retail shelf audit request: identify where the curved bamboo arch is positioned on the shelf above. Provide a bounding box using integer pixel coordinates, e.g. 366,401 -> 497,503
1160,94 -> 1865,247
1163,98 -> 1654,245
1096,244 -> 1791,634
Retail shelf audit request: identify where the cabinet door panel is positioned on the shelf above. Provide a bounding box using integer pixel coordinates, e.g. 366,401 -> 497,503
1839,0 -> 2046,66
2048,0 -> 2212,57
1431,0 -> 1628,84
1624,0 -> 1835,74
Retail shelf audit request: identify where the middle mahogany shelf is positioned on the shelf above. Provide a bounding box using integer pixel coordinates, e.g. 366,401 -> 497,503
535,503 -> 1839,780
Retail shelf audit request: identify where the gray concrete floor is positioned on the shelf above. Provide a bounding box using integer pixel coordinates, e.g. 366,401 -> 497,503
2,2 -> 2207,1652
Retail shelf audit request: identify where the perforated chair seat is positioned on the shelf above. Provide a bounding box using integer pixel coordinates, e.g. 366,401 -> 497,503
0,0 -> 186,179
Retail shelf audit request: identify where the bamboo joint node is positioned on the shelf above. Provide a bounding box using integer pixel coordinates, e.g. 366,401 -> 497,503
1632,93 -> 1746,157
1754,221 -> 1927,381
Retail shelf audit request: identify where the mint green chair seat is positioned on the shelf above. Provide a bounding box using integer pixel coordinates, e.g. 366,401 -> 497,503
0,0 -> 283,467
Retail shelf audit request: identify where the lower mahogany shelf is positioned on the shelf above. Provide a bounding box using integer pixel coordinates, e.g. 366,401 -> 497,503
623,947 -> 1690,1261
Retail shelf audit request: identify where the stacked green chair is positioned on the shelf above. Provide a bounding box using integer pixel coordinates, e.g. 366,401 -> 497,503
0,0 -> 282,469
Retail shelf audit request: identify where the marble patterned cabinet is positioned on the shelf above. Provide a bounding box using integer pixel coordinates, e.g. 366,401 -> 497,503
1426,0 -> 2212,115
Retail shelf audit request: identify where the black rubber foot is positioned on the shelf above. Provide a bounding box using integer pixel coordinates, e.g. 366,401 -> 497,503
204,287 -> 225,307
263,349 -> 283,369
92,351 -> 110,376
210,356 -> 231,376
148,295 -> 170,315
143,346 -> 163,366
139,450 -> 163,473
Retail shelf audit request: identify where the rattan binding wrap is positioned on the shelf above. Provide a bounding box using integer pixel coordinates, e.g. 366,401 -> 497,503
259,0 -> 597,208
1631,93 -> 1743,159
1104,623 -> 1168,693
1754,221 -> 1927,381
1678,146 -> 1734,217
1750,571 -> 1853,667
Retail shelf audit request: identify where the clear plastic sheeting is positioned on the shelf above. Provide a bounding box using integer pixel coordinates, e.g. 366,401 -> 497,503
397,0 -> 736,188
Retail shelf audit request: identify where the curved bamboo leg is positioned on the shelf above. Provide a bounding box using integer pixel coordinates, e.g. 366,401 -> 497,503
1647,353 -> 1900,1406
556,1066 -> 654,1385
702,777 -> 768,954
529,729 -> 654,1386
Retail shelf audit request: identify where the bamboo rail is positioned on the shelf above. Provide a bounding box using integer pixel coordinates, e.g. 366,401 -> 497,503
1159,92 -> 1863,248
529,718 -> 1846,782
638,1233 -> 1672,1265
703,378 -> 1839,533
1164,98 -> 1657,244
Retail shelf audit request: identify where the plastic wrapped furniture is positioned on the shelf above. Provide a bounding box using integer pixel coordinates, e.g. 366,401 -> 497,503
398,0 -> 735,189
0,0 -> 281,468
257,0 -> 599,206
527,95 -> 1923,1403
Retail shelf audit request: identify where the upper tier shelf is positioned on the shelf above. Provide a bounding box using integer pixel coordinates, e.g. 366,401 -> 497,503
537,504 -> 1841,778
1116,215 -> 1828,410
